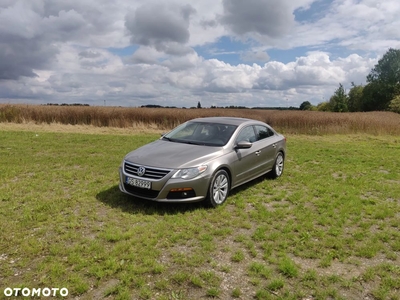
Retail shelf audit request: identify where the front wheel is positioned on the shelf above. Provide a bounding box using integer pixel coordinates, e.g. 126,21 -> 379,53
268,152 -> 284,179
205,169 -> 230,207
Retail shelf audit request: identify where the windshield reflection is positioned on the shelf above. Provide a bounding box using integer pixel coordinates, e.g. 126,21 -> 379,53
164,122 -> 237,146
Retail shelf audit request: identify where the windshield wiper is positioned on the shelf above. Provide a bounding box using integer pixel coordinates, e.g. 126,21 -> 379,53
163,136 -> 181,143
163,137 -> 206,145
162,136 -> 175,142
163,137 -> 195,144
180,140 -> 201,145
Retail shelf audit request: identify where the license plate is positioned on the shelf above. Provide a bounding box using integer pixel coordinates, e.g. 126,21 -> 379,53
126,177 -> 151,189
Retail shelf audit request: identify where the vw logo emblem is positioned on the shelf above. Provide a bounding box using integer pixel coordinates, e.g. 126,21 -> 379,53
137,166 -> 146,177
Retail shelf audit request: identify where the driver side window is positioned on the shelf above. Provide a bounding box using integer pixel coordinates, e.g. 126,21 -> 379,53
236,126 -> 256,143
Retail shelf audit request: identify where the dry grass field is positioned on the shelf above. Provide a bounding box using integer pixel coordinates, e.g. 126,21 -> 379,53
1,104 -> 400,135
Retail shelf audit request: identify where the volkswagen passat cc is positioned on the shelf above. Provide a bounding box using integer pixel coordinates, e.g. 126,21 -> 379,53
119,117 -> 286,207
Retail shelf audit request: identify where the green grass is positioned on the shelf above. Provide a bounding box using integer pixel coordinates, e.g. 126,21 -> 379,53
1,128 -> 399,299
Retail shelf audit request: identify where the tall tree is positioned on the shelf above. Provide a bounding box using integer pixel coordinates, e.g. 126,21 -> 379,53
329,83 -> 348,112
363,48 -> 400,111
361,81 -> 386,111
347,82 -> 364,112
367,48 -> 400,84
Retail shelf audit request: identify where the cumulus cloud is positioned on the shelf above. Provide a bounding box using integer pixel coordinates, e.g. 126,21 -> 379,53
0,37 -> 58,80
127,46 -> 161,65
220,0 -> 295,38
125,2 -> 196,55
0,0 -> 127,80
251,52 -> 377,101
79,50 -> 102,59
285,0 -> 400,51
0,0 -> 397,108
0,1 -> 54,79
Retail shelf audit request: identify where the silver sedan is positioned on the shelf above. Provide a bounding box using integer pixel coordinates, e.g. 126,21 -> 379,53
119,117 -> 286,207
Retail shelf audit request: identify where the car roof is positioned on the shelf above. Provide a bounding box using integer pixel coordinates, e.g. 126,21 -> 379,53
188,117 -> 263,126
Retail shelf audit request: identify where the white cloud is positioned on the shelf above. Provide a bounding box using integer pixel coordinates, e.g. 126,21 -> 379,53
283,0 -> 400,51
220,0 -> 295,38
127,46 -> 162,65
0,0 -> 397,108
125,2 -> 195,55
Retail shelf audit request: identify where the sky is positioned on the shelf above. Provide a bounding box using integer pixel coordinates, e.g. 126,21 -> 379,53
0,0 -> 399,108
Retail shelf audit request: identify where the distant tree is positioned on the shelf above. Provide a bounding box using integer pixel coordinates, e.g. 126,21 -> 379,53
299,101 -> 312,110
316,101 -> 331,111
389,95 -> 400,113
197,101 -> 202,109
329,83 -> 348,112
142,104 -> 163,108
347,82 -> 364,112
363,48 -> 400,111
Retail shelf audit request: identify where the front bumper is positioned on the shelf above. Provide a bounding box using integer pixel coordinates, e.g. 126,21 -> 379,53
119,166 -> 211,203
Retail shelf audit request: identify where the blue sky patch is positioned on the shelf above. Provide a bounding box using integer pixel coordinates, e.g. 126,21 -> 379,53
294,0 -> 332,23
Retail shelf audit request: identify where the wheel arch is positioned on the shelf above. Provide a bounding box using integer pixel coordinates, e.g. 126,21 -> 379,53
208,163 -> 233,189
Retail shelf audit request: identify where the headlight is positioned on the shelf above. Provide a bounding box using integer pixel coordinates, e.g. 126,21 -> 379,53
172,165 -> 208,180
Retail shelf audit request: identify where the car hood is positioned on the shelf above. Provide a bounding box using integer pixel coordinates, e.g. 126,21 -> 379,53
124,139 -> 225,169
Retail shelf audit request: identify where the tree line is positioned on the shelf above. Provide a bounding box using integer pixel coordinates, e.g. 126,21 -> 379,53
300,48 -> 400,113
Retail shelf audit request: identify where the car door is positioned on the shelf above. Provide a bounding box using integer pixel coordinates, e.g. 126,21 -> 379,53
232,125 -> 265,186
253,125 -> 280,172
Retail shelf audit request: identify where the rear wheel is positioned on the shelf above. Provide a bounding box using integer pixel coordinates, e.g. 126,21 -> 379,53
205,169 -> 230,207
268,152 -> 284,179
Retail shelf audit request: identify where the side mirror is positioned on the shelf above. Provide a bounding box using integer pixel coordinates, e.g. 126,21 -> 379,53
235,141 -> 252,149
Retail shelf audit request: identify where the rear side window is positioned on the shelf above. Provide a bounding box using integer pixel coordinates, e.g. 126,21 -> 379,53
255,125 -> 274,141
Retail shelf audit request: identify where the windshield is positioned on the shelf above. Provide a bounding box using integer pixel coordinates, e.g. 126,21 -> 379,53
163,122 -> 237,146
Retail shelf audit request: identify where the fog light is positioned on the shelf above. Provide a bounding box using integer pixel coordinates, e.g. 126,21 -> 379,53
170,187 -> 193,192
167,188 -> 196,199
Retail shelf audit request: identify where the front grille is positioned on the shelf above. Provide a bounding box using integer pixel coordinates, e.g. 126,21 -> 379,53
124,162 -> 171,179
123,184 -> 160,198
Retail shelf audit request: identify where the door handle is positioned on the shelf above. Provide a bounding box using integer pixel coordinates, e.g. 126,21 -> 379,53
255,150 -> 261,156
272,144 -> 276,148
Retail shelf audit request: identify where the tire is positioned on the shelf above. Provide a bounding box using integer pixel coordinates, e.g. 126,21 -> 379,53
205,169 -> 230,207
269,152 -> 284,179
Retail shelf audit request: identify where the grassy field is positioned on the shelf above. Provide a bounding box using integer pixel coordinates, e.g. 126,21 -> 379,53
1,124 -> 399,300
1,104 -> 400,135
